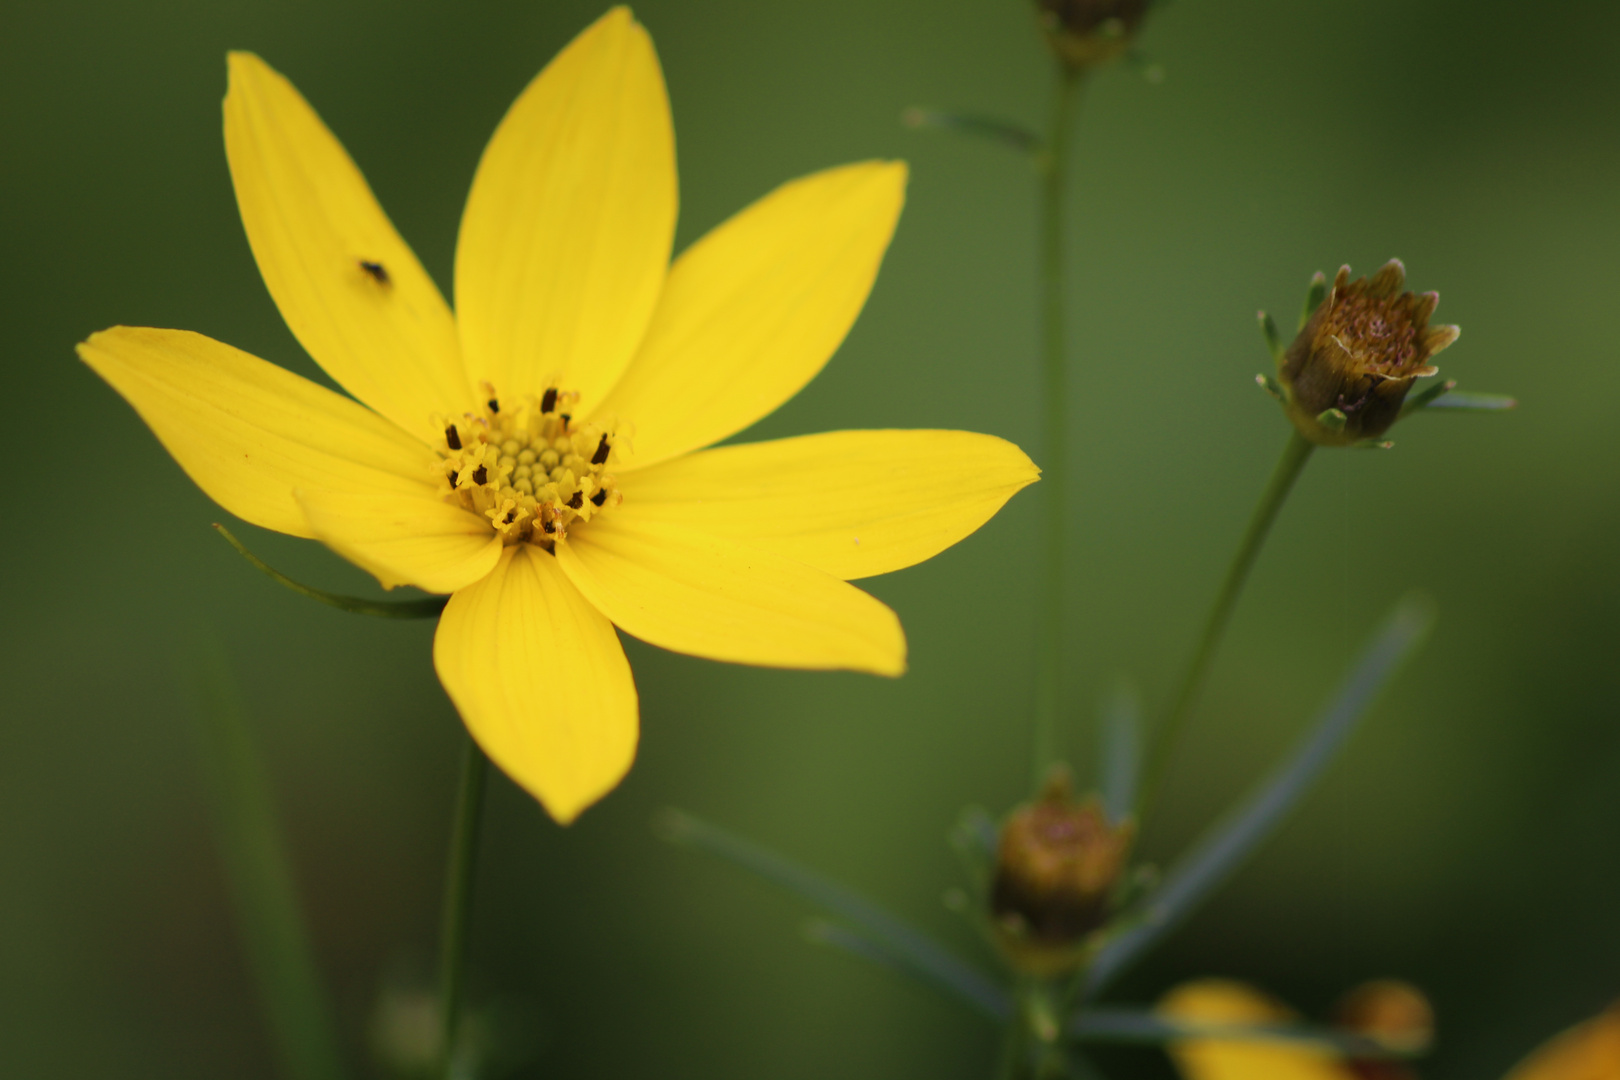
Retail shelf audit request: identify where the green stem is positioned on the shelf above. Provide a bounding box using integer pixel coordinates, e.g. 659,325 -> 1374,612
437,737 -> 489,1079
998,978 -> 1070,1080
1136,430 -> 1317,824
1032,65 -> 1088,786
190,650 -> 348,1080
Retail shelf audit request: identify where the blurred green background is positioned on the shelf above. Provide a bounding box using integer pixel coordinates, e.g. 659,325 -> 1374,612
4,0 -> 1618,1076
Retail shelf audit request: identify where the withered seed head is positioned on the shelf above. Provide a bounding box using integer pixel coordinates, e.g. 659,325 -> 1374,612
1035,0 -> 1151,71
990,767 -> 1134,976
1333,980 -> 1434,1080
1279,260 -> 1460,446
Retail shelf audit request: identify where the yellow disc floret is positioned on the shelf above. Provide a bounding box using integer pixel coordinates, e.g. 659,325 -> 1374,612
436,385 -> 622,548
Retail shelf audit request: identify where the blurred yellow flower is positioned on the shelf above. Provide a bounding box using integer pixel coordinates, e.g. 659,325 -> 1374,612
80,7 -> 1037,823
1160,978 -> 1620,1080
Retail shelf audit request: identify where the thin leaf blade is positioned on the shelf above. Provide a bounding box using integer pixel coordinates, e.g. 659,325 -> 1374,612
1421,391 -> 1517,411
1070,1007 -> 1416,1059
658,809 -> 1010,1020
214,524 -> 447,619
1082,595 -> 1436,998
187,647 -> 349,1080
1100,682 -> 1142,824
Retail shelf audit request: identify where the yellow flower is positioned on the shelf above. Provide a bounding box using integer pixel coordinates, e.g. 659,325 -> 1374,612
1159,979 -> 1620,1080
79,8 -> 1037,823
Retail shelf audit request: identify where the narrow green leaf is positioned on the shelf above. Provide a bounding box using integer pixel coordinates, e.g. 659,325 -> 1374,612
1299,271 -> 1328,331
657,809 -> 1009,1020
1257,311 -> 1281,363
948,805 -> 999,891
213,524 -> 447,619
804,919 -> 1010,1021
1400,378 -> 1455,415
1099,682 -> 1141,824
901,107 -> 1041,155
1419,391 -> 1518,412
1069,1008 -> 1416,1058
1082,595 -> 1436,999
186,647 -> 349,1080
1315,407 -> 1347,432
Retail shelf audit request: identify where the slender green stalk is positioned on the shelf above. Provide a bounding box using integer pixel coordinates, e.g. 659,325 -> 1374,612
437,737 -> 489,1079
1032,66 -> 1088,785
1136,431 -> 1317,824
214,524 -> 447,619
998,978 -> 1070,1080
189,650 -> 347,1080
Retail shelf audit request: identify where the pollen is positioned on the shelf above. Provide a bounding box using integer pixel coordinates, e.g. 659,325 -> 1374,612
435,385 -> 622,548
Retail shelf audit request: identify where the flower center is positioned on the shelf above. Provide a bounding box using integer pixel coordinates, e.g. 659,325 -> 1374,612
1324,292 -> 1423,377
436,385 -> 621,549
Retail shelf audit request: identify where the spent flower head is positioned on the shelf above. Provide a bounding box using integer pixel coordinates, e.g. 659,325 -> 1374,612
990,767 -> 1134,976
79,7 -> 1037,823
1035,0 -> 1152,70
1278,260 -> 1460,446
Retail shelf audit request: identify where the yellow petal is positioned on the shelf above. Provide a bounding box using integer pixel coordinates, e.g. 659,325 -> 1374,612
594,161 -> 906,469
1503,1002 -> 1620,1080
224,52 -> 475,441
434,545 -> 638,824
555,511 -> 905,675
295,488 -> 501,594
455,7 -> 675,409
617,430 -> 1037,580
79,326 -> 436,538
1158,980 -> 1358,1080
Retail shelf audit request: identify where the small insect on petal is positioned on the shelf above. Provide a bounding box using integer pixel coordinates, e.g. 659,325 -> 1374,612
358,259 -> 390,285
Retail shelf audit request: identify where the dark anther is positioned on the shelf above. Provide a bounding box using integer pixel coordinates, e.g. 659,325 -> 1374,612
487,398 -> 500,414
472,465 -> 488,485
358,260 -> 390,285
567,491 -> 584,510
590,489 -> 607,507
446,470 -> 458,488
591,434 -> 611,465
445,425 -> 461,450
541,388 -> 559,413
559,414 -> 572,431
542,519 -> 556,534
503,509 -> 516,524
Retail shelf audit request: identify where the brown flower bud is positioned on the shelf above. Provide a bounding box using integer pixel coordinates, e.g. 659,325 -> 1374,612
990,768 -> 1134,976
1334,980 -> 1434,1080
1035,0 -> 1151,70
1279,260 -> 1460,446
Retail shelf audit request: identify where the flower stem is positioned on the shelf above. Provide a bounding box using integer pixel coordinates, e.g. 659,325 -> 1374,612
189,648 -> 348,1080
437,736 -> 488,1078
1032,65 -> 1088,787
997,978 -> 1071,1080
1136,430 -> 1317,825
